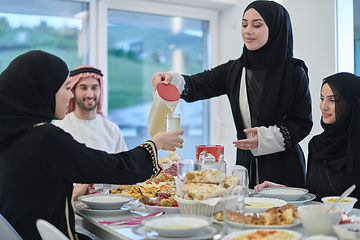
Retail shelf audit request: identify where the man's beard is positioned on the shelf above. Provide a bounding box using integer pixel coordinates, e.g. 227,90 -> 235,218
75,97 -> 99,112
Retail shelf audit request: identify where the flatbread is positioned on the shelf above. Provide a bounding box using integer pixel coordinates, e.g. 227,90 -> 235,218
181,182 -> 225,200
183,169 -> 226,184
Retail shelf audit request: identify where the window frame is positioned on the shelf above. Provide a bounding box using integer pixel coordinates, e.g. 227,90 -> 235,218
96,0 -> 220,117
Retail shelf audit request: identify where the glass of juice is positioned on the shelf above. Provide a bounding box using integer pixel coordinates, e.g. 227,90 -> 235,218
165,114 -> 180,131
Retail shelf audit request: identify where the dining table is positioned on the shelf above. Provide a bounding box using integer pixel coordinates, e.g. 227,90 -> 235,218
74,195 -> 360,240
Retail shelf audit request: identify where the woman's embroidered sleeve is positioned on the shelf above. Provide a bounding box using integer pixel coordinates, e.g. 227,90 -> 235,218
139,140 -> 161,178
277,123 -> 291,149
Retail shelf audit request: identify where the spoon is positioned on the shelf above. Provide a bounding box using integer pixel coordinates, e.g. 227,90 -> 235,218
325,184 -> 356,213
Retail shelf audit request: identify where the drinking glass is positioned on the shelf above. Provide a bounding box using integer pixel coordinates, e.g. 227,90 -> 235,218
222,186 -> 246,234
176,159 -> 194,181
101,183 -> 112,194
165,114 -> 180,131
232,168 -> 249,196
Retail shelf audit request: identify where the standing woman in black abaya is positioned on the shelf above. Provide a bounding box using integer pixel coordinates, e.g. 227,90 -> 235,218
151,0 -> 313,188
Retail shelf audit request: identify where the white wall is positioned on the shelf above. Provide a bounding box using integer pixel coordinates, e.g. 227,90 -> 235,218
213,0 -> 337,167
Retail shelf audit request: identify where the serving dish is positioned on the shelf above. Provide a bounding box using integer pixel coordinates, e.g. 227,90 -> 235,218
298,204 -> 342,235
257,187 -> 308,201
333,223 -> 360,239
141,214 -> 212,238
210,215 -> 301,229
78,194 -> 133,210
221,229 -> 302,240
243,197 -> 287,213
322,196 -> 358,213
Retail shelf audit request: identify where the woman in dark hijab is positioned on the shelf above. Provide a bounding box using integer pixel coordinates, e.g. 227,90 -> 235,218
0,50 -> 183,239
307,72 -> 360,205
151,0 -> 312,188
255,72 -> 360,207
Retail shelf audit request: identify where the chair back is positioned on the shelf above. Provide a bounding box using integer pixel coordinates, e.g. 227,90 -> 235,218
36,219 -> 69,240
0,214 -> 22,240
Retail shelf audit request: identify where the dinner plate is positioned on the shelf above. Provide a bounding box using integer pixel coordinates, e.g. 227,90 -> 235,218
252,193 -> 316,206
210,215 -> 301,229
257,187 -> 308,201
74,200 -> 140,216
132,224 -> 222,240
221,229 -> 302,240
144,205 -> 180,214
243,197 -> 287,213
78,194 -> 133,210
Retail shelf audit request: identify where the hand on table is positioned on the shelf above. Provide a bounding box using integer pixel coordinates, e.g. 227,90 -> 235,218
233,127 -> 258,150
254,181 -> 287,192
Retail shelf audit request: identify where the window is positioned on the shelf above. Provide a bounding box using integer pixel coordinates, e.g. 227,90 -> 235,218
107,9 -> 210,159
0,0 -> 89,72
355,0 -> 360,74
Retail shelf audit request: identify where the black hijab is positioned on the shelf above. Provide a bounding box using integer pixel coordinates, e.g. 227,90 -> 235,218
240,0 -> 305,127
0,50 -> 69,148
309,72 -> 360,185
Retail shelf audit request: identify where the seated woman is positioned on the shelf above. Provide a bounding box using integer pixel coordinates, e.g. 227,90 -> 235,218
255,72 -> 360,207
0,50 -> 184,240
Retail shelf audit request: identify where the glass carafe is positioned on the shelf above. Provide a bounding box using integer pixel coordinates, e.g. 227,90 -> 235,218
194,145 -> 226,173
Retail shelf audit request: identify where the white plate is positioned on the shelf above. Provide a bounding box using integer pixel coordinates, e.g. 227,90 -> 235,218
144,205 -> 180,214
132,224 -> 221,240
142,214 -> 212,238
257,187 -> 308,201
210,215 -> 301,229
221,229 -> 302,240
74,200 -> 139,216
78,194 -> 133,210
243,197 -> 287,213
252,193 -> 316,206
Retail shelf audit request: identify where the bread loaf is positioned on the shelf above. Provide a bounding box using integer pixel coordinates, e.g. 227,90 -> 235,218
183,169 -> 226,184
220,175 -> 239,191
182,183 -> 225,200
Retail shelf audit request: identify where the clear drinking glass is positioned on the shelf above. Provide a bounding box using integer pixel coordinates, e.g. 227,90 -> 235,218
232,168 -> 249,196
222,186 -> 246,234
165,113 -> 180,131
176,159 -> 194,181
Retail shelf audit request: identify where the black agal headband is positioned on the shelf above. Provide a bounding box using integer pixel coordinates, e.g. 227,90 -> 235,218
69,67 -> 103,77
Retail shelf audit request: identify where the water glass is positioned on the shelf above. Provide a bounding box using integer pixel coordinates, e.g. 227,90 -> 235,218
232,168 -> 249,196
101,183 -> 112,194
222,187 -> 246,234
176,159 -> 194,181
165,113 -> 180,131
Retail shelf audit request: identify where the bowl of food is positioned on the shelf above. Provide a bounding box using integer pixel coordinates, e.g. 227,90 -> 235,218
333,223 -> 360,239
78,194 -> 133,210
257,187 -> 308,201
142,214 -> 212,238
298,204 -> 342,235
243,197 -> 287,213
321,196 -> 358,213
